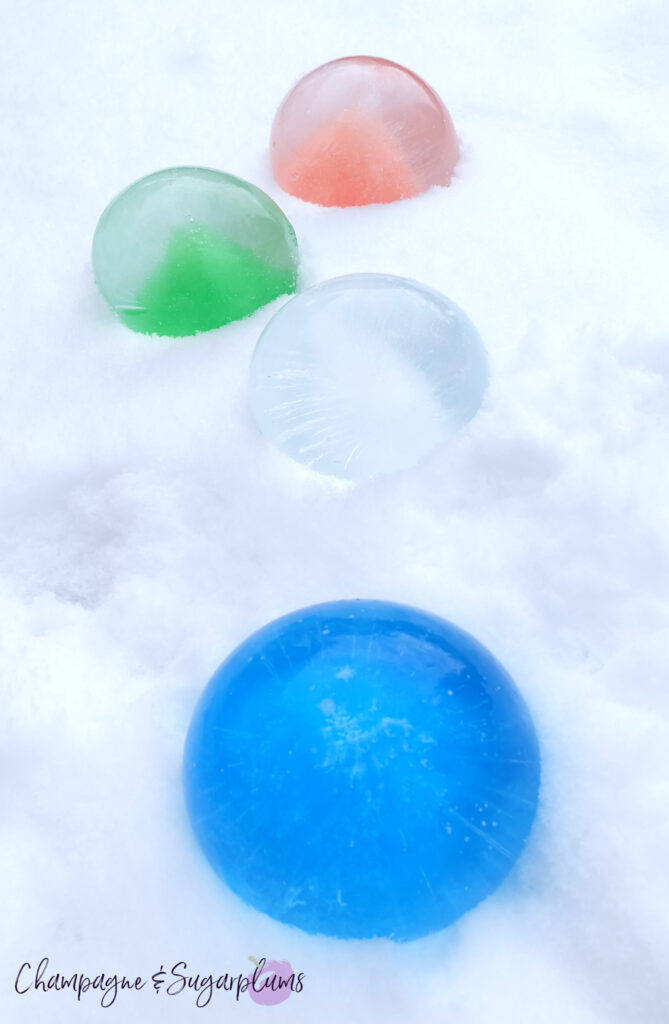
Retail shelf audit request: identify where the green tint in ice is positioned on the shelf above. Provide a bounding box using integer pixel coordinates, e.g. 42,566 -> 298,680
92,168 -> 299,337
124,223 -> 296,336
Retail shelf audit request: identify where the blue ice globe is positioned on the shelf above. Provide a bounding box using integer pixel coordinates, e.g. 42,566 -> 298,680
183,601 -> 540,940
248,275 -> 489,481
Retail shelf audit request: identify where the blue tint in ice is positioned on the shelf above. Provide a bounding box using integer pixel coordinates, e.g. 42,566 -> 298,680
249,275 -> 489,481
183,600 -> 540,940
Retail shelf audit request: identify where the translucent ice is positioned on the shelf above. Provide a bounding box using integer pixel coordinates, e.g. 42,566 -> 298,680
271,56 -> 459,207
183,600 -> 541,941
92,167 -> 299,337
249,274 -> 489,480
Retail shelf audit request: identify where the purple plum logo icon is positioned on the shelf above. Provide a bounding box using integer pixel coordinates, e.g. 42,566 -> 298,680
247,957 -> 303,1005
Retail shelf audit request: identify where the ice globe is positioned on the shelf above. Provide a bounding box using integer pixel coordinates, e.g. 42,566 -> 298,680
183,600 -> 541,941
248,274 -> 488,480
271,56 -> 459,207
92,167 -> 299,337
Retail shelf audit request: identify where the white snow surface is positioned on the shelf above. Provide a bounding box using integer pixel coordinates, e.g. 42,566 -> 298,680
2,1 -> 669,1022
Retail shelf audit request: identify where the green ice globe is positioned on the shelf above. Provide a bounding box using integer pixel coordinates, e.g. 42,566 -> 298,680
92,168 -> 299,337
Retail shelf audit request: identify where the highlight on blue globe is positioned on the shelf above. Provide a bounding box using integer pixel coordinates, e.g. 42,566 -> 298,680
248,274 -> 489,481
183,600 -> 540,941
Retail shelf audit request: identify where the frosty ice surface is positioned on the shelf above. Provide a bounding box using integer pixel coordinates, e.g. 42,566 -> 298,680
93,167 -> 299,337
271,56 -> 459,207
249,274 -> 489,480
183,600 -> 540,940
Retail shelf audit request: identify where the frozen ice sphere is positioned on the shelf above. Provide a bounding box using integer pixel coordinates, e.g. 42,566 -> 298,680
271,56 -> 459,207
183,600 -> 541,941
248,274 -> 489,480
92,167 -> 299,337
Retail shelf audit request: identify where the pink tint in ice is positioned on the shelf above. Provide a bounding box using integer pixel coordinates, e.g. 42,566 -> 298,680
270,56 -> 459,208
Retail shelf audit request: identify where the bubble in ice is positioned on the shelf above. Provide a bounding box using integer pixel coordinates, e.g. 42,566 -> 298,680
92,167 -> 299,337
183,600 -> 541,941
271,56 -> 459,207
248,274 -> 489,480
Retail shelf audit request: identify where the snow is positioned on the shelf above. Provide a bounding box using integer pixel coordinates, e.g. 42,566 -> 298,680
2,0 -> 668,1021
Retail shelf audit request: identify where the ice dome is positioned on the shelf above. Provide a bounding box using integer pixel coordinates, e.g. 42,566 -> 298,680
92,167 -> 299,337
249,274 -> 489,480
271,56 -> 459,207
183,600 -> 541,941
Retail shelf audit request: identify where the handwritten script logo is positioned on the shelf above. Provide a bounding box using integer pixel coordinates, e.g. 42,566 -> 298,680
14,956 -> 305,1009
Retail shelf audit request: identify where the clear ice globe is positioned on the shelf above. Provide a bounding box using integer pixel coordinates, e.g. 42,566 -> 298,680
271,56 -> 459,207
183,600 -> 541,941
248,274 -> 489,480
92,167 -> 299,337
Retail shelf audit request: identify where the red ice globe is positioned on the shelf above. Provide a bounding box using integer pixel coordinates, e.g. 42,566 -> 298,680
271,56 -> 459,208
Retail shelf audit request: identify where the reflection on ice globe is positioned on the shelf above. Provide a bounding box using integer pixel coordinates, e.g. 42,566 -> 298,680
183,600 -> 541,941
271,56 -> 459,207
92,167 -> 299,337
249,274 -> 489,480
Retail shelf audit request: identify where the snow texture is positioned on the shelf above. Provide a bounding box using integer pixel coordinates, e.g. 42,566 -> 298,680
1,1 -> 669,1022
